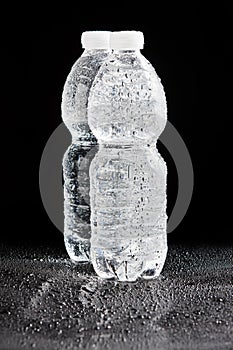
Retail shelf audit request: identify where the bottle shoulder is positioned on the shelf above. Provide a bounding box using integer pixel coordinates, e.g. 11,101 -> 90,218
89,51 -> 166,106
92,52 -> 160,84
61,50 -> 109,128
62,51 -> 109,100
88,51 -> 167,143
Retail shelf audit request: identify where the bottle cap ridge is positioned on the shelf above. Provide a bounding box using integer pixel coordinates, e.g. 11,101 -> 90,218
110,31 -> 144,50
81,31 -> 110,49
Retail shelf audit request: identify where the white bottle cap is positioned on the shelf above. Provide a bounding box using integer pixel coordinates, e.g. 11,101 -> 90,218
81,31 -> 110,49
110,31 -> 144,50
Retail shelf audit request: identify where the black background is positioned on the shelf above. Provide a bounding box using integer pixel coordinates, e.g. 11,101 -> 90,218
1,3 -> 232,247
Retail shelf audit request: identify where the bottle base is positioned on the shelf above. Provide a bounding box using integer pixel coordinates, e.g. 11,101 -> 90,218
141,247 -> 168,280
64,235 -> 90,263
91,247 -> 143,282
91,244 -> 167,282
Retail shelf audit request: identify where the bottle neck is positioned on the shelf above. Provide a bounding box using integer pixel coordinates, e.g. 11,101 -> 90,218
82,48 -> 109,56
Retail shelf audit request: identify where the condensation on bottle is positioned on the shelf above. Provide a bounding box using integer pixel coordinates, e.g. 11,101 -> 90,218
88,31 -> 168,280
62,31 -> 110,263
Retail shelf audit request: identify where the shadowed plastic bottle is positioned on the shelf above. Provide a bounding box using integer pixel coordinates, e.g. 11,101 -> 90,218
88,31 -> 167,280
62,31 -> 110,263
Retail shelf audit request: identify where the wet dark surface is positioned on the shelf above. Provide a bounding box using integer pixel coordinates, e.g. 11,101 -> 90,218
0,243 -> 232,350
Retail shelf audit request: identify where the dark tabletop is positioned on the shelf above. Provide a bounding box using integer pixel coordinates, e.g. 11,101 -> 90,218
0,243 -> 232,350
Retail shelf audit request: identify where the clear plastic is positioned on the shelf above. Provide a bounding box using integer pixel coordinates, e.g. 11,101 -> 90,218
88,49 -> 167,281
62,48 -> 109,263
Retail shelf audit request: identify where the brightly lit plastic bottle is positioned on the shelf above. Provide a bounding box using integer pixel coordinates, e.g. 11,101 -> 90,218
62,31 -> 110,263
88,31 -> 167,280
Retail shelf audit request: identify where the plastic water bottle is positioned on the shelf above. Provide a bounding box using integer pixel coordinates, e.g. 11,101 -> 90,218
62,31 -> 110,263
88,31 -> 167,281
